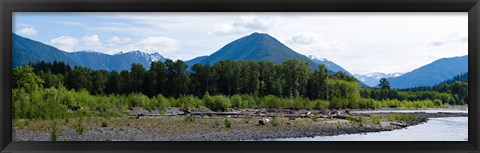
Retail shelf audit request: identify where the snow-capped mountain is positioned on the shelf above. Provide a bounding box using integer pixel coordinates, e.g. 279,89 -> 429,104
13,33 -> 168,71
307,55 -> 327,62
123,50 -> 166,62
354,72 -> 404,87
307,55 -> 352,75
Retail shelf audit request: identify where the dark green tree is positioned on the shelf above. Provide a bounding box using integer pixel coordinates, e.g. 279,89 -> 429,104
129,64 -> 147,93
281,59 -> 310,98
91,70 -> 109,95
378,78 -> 391,89
106,71 -> 121,94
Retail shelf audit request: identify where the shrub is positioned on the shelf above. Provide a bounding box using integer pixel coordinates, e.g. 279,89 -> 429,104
127,93 -> 149,108
347,116 -> 366,126
185,114 -> 196,122
387,115 -> 395,122
224,118 -> 232,128
74,118 -> 85,135
231,95 -> 243,108
357,116 -> 366,127
49,121 -> 59,141
315,100 -> 330,109
101,120 -> 109,127
270,117 -> 278,127
205,95 -> 231,112
371,115 -> 382,125
243,114 -> 252,123
154,95 -> 171,109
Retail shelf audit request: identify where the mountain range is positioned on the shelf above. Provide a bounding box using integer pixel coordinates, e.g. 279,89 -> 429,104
354,72 -> 404,87
387,55 -> 468,89
13,32 -> 468,88
13,33 -> 167,71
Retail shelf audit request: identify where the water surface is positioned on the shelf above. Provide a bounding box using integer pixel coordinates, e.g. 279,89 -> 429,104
269,117 -> 467,141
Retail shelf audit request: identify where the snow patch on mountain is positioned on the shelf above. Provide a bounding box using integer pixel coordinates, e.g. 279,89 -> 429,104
354,72 -> 404,87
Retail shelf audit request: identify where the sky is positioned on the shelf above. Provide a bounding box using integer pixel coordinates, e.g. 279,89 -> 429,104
13,12 -> 468,75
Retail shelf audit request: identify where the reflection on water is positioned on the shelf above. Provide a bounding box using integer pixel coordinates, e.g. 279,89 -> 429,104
270,117 -> 468,141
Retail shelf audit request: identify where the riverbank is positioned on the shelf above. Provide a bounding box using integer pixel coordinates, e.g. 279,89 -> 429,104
12,109 -> 467,141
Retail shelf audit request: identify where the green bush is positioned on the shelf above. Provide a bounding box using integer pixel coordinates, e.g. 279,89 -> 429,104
101,120 -> 109,127
315,100 -> 330,109
74,118 -> 85,135
357,116 -> 366,127
270,117 -> 278,127
224,118 -> 232,128
371,115 -> 382,125
185,114 -> 196,122
347,116 -> 366,126
243,114 -> 252,123
205,95 -> 231,112
387,115 -> 395,122
49,121 -> 59,141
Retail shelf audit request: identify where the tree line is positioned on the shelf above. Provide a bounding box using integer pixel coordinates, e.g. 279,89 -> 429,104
24,59 -> 360,101
21,60 -> 468,105
12,59 -> 468,119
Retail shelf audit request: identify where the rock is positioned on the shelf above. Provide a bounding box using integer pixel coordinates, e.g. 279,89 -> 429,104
345,110 -> 351,115
70,106 -> 82,111
333,115 -> 348,119
259,118 -> 270,126
136,113 -> 145,119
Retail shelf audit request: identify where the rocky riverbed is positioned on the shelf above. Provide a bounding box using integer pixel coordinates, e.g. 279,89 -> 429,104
12,108 -> 467,141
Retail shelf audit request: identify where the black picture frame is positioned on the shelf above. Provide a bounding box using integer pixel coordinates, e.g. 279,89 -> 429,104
1,0 -> 479,152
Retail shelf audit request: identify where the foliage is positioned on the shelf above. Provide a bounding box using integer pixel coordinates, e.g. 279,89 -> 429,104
370,115 -> 382,125
224,118 -> 232,128
347,116 -> 366,127
11,60 -> 468,120
101,120 -> 109,127
184,114 -> 196,122
74,118 -> 85,135
270,117 -> 278,127
49,121 -> 59,141
243,114 -> 253,123
378,78 -> 390,89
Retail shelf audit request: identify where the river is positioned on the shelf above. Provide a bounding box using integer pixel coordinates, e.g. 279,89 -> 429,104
267,110 -> 468,141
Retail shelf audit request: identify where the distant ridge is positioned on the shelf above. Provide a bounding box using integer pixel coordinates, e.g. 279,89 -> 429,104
388,55 -> 468,88
13,33 -> 167,71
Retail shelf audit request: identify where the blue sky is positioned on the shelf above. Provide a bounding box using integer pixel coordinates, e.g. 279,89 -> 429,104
13,12 -> 468,74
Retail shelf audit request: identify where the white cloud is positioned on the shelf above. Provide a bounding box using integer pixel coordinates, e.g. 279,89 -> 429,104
285,33 -> 315,45
57,21 -> 84,27
49,36 -> 79,52
17,27 -> 38,36
108,36 -> 179,54
108,36 -> 132,45
431,33 -> 468,46
80,35 -> 103,49
285,32 -> 349,56
207,15 -> 284,36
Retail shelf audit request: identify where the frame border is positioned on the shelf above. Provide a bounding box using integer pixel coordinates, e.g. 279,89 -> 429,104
1,0 -> 479,153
